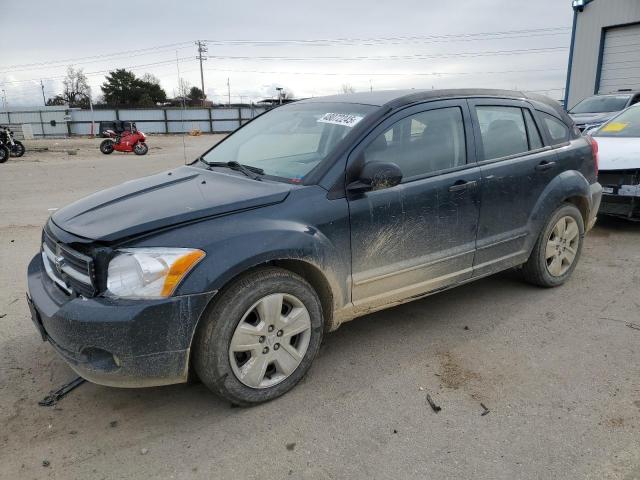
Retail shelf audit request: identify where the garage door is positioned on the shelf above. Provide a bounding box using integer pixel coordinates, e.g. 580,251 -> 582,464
598,23 -> 640,94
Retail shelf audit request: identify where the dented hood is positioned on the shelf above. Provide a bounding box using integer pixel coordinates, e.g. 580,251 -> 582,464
51,165 -> 293,242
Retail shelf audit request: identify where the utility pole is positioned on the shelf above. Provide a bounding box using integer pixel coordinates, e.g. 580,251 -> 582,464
195,40 -> 208,106
227,78 -> 231,106
40,80 -> 47,106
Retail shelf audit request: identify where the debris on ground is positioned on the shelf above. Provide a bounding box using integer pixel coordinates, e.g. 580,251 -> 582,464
38,377 -> 86,407
42,460 -> 50,467
110,420 -> 118,428
626,322 -> 640,331
0,313 -> 6,319
464,326 -> 469,330
286,443 -> 296,451
426,394 -> 442,413
140,448 -> 149,455
480,403 -> 490,416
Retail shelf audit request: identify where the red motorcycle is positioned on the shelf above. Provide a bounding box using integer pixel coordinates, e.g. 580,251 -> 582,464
99,122 -> 148,155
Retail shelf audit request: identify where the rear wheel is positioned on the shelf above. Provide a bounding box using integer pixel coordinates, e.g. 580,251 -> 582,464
0,144 -> 9,163
194,267 -> 324,406
133,142 -> 148,155
9,140 -> 25,157
100,139 -> 114,154
522,203 -> 584,287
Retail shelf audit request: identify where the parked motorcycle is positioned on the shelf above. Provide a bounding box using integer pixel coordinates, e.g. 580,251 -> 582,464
0,142 -> 9,163
99,122 -> 148,155
0,125 -> 26,157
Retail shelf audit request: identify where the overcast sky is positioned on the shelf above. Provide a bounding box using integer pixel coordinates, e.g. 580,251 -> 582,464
0,0 -> 574,106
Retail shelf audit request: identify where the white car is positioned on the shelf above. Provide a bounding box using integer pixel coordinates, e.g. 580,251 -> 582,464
590,104 -> 640,221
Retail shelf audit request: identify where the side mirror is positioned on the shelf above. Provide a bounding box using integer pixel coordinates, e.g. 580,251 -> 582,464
348,161 -> 402,193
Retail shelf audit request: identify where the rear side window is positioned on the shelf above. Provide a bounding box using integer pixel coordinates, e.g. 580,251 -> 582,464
476,106 -> 529,160
363,107 -> 467,180
541,113 -> 570,145
523,110 -> 543,149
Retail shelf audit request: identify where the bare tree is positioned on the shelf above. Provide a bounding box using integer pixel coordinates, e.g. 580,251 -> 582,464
341,83 -> 356,94
141,73 -> 161,85
62,66 -> 90,107
177,78 -> 191,98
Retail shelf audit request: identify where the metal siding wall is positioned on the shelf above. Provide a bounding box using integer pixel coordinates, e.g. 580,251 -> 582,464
2,107 -> 265,136
569,0 -> 640,108
598,23 -> 640,93
118,109 -> 164,121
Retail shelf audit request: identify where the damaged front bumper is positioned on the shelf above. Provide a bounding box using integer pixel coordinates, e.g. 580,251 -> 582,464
27,254 -> 216,388
598,169 -> 640,220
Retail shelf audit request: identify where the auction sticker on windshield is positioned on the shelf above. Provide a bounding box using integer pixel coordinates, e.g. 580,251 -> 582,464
318,113 -> 363,127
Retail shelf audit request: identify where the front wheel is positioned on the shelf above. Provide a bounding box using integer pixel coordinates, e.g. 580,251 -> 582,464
194,267 -> 324,406
99,139 -> 114,154
133,142 -> 148,155
9,140 -> 25,157
522,203 -> 584,287
0,144 -> 9,163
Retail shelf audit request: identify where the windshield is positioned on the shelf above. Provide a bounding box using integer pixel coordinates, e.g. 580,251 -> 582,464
569,95 -> 630,114
201,102 -> 377,182
593,106 -> 640,138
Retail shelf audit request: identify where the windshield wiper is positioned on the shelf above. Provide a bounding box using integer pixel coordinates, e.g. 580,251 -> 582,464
202,160 -> 264,180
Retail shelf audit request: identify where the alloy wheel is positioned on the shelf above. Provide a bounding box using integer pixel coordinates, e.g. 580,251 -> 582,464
229,293 -> 311,389
545,215 -> 580,277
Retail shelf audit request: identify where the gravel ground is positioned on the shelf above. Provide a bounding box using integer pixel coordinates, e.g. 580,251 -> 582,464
1,135 -> 639,480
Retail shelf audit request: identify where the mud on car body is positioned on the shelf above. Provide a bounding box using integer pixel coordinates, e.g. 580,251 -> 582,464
27,89 -> 602,405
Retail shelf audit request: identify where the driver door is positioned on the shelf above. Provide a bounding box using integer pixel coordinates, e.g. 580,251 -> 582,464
347,100 -> 481,310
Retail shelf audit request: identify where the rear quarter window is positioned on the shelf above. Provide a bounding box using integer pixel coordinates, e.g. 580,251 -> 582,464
541,113 -> 570,145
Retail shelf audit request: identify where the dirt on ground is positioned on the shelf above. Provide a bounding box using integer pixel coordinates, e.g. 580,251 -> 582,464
1,134 -> 639,479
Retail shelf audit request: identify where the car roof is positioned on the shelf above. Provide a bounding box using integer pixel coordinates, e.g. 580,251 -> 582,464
298,88 -> 571,125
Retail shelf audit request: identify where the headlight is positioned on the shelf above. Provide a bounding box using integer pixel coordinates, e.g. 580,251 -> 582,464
107,248 -> 205,298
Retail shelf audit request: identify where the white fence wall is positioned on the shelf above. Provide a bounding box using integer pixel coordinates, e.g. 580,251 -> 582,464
0,106 -> 267,137
0,107 -> 69,137
69,106 -> 266,135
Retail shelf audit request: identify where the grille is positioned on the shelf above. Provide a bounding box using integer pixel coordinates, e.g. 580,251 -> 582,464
42,227 -> 96,297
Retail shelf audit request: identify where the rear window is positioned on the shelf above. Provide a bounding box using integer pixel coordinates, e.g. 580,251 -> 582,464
569,95 -> 630,114
541,113 -> 570,145
593,106 -> 640,138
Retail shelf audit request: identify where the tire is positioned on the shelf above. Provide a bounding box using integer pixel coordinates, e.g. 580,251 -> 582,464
0,145 -> 9,163
522,203 -> 584,288
9,140 -> 25,157
100,139 -> 114,154
133,142 -> 148,155
194,267 -> 324,406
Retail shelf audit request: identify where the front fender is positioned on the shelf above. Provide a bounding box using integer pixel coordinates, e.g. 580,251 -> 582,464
191,219 -> 347,308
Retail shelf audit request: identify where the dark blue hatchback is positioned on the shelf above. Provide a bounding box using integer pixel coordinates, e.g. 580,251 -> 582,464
27,89 -> 602,405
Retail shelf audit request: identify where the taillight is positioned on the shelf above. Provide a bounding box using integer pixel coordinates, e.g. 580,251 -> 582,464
587,135 -> 598,177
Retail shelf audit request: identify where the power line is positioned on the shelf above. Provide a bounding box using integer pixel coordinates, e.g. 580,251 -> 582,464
203,46 -> 568,62
204,66 -> 566,77
202,27 -> 570,46
0,42 -> 193,72
0,57 -> 196,86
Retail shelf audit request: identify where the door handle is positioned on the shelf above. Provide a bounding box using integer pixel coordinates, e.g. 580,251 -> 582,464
535,161 -> 556,171
448,180 -> 477,192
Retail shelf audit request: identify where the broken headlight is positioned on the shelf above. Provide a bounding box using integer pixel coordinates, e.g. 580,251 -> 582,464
106,248 -> 205,299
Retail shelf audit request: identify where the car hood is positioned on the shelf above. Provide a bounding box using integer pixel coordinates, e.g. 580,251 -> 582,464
569,112 -> 615,125
593,137 -> 640,171
51,165 -> 293,242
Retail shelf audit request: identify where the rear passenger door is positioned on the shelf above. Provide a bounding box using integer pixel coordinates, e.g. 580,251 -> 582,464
468,99 -> 556,277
